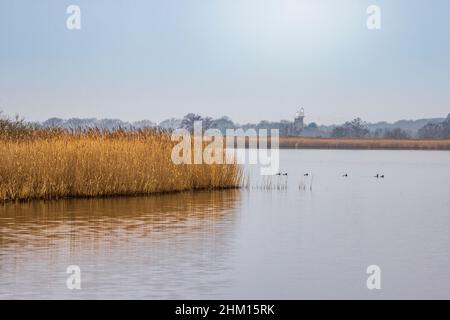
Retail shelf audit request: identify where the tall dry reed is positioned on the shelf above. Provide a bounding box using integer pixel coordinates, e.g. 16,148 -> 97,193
0,129 -> 242,202
277,137 -> 450,150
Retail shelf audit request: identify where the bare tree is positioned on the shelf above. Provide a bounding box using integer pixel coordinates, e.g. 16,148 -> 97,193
332,118 -> 369,138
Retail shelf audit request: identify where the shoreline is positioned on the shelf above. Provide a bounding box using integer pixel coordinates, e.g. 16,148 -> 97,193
0,186 -> 241,205
246,137 -> 450,150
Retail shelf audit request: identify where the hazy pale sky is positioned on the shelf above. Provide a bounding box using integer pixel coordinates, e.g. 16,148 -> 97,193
1,0 -> 449,125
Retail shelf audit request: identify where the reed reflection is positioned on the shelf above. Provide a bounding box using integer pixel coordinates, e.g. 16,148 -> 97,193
1,189 -> 241,248
0,190 -> 241,299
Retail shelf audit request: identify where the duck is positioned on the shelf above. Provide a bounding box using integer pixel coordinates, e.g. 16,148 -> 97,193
380,174 -> 385,178
282,173 -> 288,176
342,174 -> 348,177
304,173 -> 309,176
374,174 -> 379,178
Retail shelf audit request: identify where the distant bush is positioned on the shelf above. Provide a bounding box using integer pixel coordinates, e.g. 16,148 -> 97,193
0,112 -> 35,140
180,113 -> 213,132
418,114 -> 450,139
331,118 -> 370,138
382,128 -> 411,139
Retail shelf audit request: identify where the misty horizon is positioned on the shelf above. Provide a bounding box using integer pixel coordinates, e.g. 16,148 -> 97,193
11,111 -> 448,128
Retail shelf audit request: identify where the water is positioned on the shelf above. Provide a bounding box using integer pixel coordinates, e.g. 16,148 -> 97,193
1,150 -> 449,299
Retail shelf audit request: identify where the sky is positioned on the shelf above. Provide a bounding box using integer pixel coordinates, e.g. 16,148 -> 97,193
0,0 -> 449,125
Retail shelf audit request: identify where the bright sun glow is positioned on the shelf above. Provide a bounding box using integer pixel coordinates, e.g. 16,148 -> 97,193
219,0 -> 352,52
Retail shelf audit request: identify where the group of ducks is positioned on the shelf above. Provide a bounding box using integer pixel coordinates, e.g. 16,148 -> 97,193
274,172 -> 313,177
275,172 -> 385,178
343,173 -> 385,178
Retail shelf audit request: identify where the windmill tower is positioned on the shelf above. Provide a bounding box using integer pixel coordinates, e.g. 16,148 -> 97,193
294,107 -> 305,134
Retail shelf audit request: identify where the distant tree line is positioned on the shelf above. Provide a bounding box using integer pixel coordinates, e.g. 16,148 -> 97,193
41,117 -> 157,130
417,114 -> 450,139
4,111 -> 450,139
38,113 -> 450,139
331,118 -> 370,138
329,115 -> 450,139
330,118 -> 414,139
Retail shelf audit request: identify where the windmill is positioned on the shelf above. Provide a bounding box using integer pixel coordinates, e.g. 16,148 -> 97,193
294,107 -> 305,133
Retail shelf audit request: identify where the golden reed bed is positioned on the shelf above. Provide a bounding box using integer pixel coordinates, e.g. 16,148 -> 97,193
0,129 -> 242,203
277,137 -> 450,150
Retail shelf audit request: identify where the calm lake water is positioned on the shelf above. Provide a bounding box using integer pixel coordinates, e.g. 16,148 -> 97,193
1,150 -> 449,299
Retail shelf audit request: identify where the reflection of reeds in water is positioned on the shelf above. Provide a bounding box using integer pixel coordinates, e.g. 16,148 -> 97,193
240,173 -> 251,189
298,175 -> 313,191
0,189 -> 241,251
0,189 -> 241,298
253,176 -> 288,191
298,180 -> 306,190
0,129 -> 242,202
